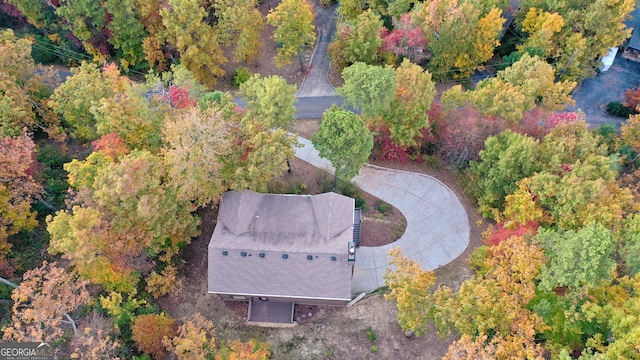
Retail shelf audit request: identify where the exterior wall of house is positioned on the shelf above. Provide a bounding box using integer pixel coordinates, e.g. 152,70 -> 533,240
214,293 -> 349,307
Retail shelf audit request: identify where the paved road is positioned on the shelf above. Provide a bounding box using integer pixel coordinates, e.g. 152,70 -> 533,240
296,3 -> 338,97
295,137 -> 470,294
567,52 -> 640,128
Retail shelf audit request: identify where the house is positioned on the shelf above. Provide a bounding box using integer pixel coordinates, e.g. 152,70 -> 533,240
208,190 -> 360,323
623,23 -> 640,62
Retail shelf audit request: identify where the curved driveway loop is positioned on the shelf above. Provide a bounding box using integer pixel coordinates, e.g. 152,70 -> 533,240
294,137 -> 470,294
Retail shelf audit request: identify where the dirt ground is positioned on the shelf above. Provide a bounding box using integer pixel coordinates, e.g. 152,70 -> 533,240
159,2 -> 487,359
215,0 -> 313,92
159,117 -> 485,360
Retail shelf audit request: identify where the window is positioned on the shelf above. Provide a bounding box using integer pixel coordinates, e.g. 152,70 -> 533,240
241,251 -> 247,257
307,255 -> 313,260
282,253 -> 288,259
331,256 -> 337,261
222,250 -> 228,256
259,252 -> 265,258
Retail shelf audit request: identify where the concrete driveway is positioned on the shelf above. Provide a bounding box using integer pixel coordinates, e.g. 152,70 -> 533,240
294,137 -> 470,294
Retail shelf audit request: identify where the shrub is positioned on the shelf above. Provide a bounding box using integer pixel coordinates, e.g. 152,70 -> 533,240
376,200 -> 391,215
365,327 -> 377,342
606,101 -> 636,118
233,66 -> 251,87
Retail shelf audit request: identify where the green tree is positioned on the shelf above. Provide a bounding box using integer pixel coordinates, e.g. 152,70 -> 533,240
214,0 -> 264,63
103,0 -> 148,69
50,62 -> 128,142
413,0 -> 504,80
620,214 -> 640,276
518,0 -> 634,81
468,130 -> 541,219
91,79 -> 169,152
267,0 -> 316,71
381,59 -> 436,147
442,54 -> 576,122
0,29 -> 60,138
536,223 -> 616,291
49,150 -> 199,291
54,0 -> 109,60
337,62 -> 396,120
342,9 -> 383,65
239,74 -> 297,129
161,0 -> 227,87
311,106 -> 374,184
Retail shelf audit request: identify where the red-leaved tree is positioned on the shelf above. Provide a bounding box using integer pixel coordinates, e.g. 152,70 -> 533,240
432,106 -> 507,169
484,221 -> 539,246
165,85 -> 197,109
380,14 -> 427,63
92,132 -> 130,159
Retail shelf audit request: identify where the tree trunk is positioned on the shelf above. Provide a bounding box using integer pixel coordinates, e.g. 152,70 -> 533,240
333,174 -> 338,191
297,49 -> 305,72
37,195 -> 57,212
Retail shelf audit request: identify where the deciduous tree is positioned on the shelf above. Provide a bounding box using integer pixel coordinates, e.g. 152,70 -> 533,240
342,9 -> 383,65
267,0 -> 316,71
164,313 -> 216,359
413,0 -> 504,80
161,0 -> 227,86
214,0 -> 264,63
163,107 -> 230,207
536,223 -> 616,291
442,54 -> 576,122
431,106 -> 507,169
131,313 -> 177,359
311,106 -> 374,183
381,59 -> 435,147
383,247 -> 436,336
467,130 -> 541,219
337,62 -> 396,120
239,74 -> 297,130
0,29 -> 60,138
2,262 -> 91,344
50,62 -> 127,142
69,312 -> 121,360
0,132 -> 42,259
92,81 -> 169,152
380,14 -> 427,63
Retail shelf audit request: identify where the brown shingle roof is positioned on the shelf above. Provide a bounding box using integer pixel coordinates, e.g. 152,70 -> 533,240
208,191 -> 355,301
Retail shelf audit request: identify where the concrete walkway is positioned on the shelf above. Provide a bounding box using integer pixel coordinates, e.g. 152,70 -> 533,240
295,137 -> 470,294
296,4 -> 337,97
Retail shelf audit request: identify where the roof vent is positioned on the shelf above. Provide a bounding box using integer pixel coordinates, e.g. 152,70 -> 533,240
307,255 -> 313,260
282,253 -> 288,259
331,256 -> 337,261
259,252 -> 265,258
241,251 -> 247,257
222,250 -> 228,256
